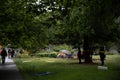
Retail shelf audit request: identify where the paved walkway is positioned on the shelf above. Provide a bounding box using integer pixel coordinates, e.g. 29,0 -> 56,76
0,57 -> 23,80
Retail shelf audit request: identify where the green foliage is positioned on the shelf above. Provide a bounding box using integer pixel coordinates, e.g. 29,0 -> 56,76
0,0 -> 51,50
52,44 -> 72,52
105,52 -> 114,55
1,0 -> 120,54
33,44 -> 73,57
60,0 -> 120,46
35,53 -> 57,58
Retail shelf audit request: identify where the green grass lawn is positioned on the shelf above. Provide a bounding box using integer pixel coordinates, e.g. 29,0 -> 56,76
14,55 -> 120,80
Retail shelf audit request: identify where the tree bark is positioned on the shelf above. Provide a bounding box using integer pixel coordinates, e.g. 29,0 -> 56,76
83,36 -> 93,63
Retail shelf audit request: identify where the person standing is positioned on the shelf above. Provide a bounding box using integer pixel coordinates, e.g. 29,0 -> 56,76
77,47 -> 82,64
8,48 -> 12,58
1,48 -> 7,64
11,49 -> 15,58
99,47 -> 106,65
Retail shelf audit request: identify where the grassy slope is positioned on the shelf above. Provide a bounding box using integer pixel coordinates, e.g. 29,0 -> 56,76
15,55 -> 120,80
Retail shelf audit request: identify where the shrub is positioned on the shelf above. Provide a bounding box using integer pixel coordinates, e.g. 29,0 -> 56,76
105,52 -> 114,55
53,44 -> 72,52
35,53 -> 57,58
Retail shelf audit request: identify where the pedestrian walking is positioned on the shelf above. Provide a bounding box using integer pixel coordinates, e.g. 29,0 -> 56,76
0,48 -> 7,64
11,49 -> 15,58
8,48 -> 12,58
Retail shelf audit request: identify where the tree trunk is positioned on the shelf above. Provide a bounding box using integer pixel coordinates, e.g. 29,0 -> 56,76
83,36 -> 93,63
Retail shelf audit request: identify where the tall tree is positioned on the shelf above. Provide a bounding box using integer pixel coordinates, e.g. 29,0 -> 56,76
0,0 -> 49,51
60,0 -> 120,63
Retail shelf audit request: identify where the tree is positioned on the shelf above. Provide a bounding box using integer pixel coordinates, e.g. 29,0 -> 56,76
60,0 -> 120,63
1,0 -> 120,57
0,0 -> 50,51
0,0 -> 70,52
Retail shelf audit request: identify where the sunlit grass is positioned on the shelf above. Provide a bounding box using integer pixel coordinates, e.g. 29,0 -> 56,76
14,55 -> 120,80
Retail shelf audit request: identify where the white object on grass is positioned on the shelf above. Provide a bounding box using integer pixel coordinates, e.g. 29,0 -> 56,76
98,66 -> 108,70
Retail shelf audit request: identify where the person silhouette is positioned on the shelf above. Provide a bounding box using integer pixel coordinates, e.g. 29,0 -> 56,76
77,47 -> 82,64
1,48 -> 7,64
11,49 -> 15,58
99,47 -> 106,65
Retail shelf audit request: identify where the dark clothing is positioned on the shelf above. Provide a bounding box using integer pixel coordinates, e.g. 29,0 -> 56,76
8,49 -> 12,58
78,48 -> 82,64
1,48 -> 7,64
11,50 -> 15,58
1,49 -> 7,56
1,56 -> 6,64
99,51 -> 106,65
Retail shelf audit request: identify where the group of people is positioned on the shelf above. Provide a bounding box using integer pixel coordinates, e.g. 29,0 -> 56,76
77,47 -> 106,65
0,48 -> 15,64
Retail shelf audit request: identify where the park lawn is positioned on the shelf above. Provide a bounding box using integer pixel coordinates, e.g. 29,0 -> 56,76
14,55 -> 120,80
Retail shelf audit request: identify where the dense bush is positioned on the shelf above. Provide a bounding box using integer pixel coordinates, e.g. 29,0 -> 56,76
105,52 -> 115,55
52,44 -> 73,52
25,44 -> 75,58
35,53 -> 57,58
